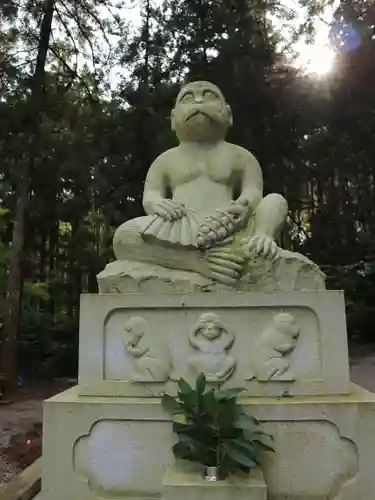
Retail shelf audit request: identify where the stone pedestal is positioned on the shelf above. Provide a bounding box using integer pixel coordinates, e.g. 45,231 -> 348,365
163,460 -> 267,500
39,77 -> 375,499
42,384 -> 375,500
40,284 -> 374,500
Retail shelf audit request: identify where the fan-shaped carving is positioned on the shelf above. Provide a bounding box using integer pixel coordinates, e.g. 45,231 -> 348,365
141,208 -> 203,247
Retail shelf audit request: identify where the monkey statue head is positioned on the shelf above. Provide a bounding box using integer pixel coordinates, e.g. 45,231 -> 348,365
171,81 -> 233,143
124,316 -> 148,346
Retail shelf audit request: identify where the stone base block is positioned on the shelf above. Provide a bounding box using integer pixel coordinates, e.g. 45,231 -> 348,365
42,385 -> 375,500
78,291 -> 350,397
163,460 -> 267,500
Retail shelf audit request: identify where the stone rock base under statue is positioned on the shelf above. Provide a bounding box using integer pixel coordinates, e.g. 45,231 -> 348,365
41,385 -> 375,500
97,249 -> 325,294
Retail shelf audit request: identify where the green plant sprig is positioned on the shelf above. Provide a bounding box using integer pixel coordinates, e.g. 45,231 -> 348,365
161,373 -> 274,478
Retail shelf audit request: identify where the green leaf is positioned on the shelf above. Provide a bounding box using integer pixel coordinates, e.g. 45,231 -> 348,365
177,378 -> 197,412
203,390 -> 218,419
224,443 -> 257,469
228,438 -> 256,454
178,378 -> 193,394
179,434 -> 205,451
161,394 -> 181,414
178,394 -> 197,414
207,423 -> 220,434
252,439 -> 275,453
196,373 -> 206,394
163,375 -> 270,474
172,441 -> 192,459
172,422 -> 194,434
249,430 -> 274,441
172,413 -> 189,425
176,435 -> 216,466
215,387 -> 245,401
234,413 -> 259,429
217,401 -> 237,428
225,438 -> 260,465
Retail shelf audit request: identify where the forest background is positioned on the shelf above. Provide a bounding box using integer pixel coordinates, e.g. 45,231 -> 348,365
0,0 -> 374,390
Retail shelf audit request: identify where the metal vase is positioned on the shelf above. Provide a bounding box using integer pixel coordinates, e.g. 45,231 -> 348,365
204,466 -> 220,481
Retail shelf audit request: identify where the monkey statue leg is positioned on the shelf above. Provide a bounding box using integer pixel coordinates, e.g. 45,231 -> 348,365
113,216 -> 245,286
216,356 -> 236,381
253,193 -> 288,240
113,216 -> 197,270
243,193 -> 288,259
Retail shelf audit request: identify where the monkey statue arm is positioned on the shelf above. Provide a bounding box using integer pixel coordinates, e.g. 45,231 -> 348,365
234,148 -> 286,259
142,155 -> 167,214
234,148 -> 263,212
213,357 -> 236,381
188,330 -> 201,350
124,342 -> 150,358
142,153 -> 186,221
196,149 -> 263,248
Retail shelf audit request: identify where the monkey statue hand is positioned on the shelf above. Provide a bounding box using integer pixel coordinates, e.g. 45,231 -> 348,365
196,201 -> 249,249
243,233 -> 279,260
151,199 -> 187,221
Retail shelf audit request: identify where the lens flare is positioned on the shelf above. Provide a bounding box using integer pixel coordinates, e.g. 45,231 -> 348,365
330,22 -> 362,52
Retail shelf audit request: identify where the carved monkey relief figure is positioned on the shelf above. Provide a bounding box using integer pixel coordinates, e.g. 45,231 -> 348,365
123,316 -> 171,383
246,313 -> 300,382
187,312 -> 236,382
121,311 -> 299,386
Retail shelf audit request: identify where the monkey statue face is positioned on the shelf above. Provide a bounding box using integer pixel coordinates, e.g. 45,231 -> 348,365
270,313 -> 300,353
171,81 -> 233,142
275,313 -> 300,339
124,316 -> 147,345
201,320 -> 222,341
194,312 -> 226,341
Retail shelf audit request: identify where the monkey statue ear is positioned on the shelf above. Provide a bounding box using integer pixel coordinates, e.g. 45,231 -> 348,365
226,105 -> 233,126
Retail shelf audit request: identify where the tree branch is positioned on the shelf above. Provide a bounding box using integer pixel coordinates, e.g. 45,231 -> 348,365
55,9 -> 79,75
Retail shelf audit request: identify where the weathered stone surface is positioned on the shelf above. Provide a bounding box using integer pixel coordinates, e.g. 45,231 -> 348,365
41,385 -> 375,500
78,291 -> 349,397
97,260 -> 217,294
97,249 -> 325,294
241,249 -> 325,291
162,460 -> 267,500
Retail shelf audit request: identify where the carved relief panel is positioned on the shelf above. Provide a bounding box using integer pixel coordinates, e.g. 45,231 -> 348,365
78,292 -> 350,397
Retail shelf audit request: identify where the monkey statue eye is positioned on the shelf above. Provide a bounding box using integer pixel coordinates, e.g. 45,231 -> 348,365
180,93 -> 194,103
204,91 -> 219,101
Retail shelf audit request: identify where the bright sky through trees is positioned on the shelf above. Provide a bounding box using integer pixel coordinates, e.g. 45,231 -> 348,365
291,0 -> 339,75
121,0 -> 339,78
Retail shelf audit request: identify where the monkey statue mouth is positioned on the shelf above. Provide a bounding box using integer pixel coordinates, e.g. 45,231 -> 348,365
185,110 -> 213,122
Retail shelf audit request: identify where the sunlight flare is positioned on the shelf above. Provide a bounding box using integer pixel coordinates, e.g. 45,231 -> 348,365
295,43 -> 335,76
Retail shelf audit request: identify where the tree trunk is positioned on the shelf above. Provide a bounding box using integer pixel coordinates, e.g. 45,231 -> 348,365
0,0 -> 55,391
0,158 -> 30,388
